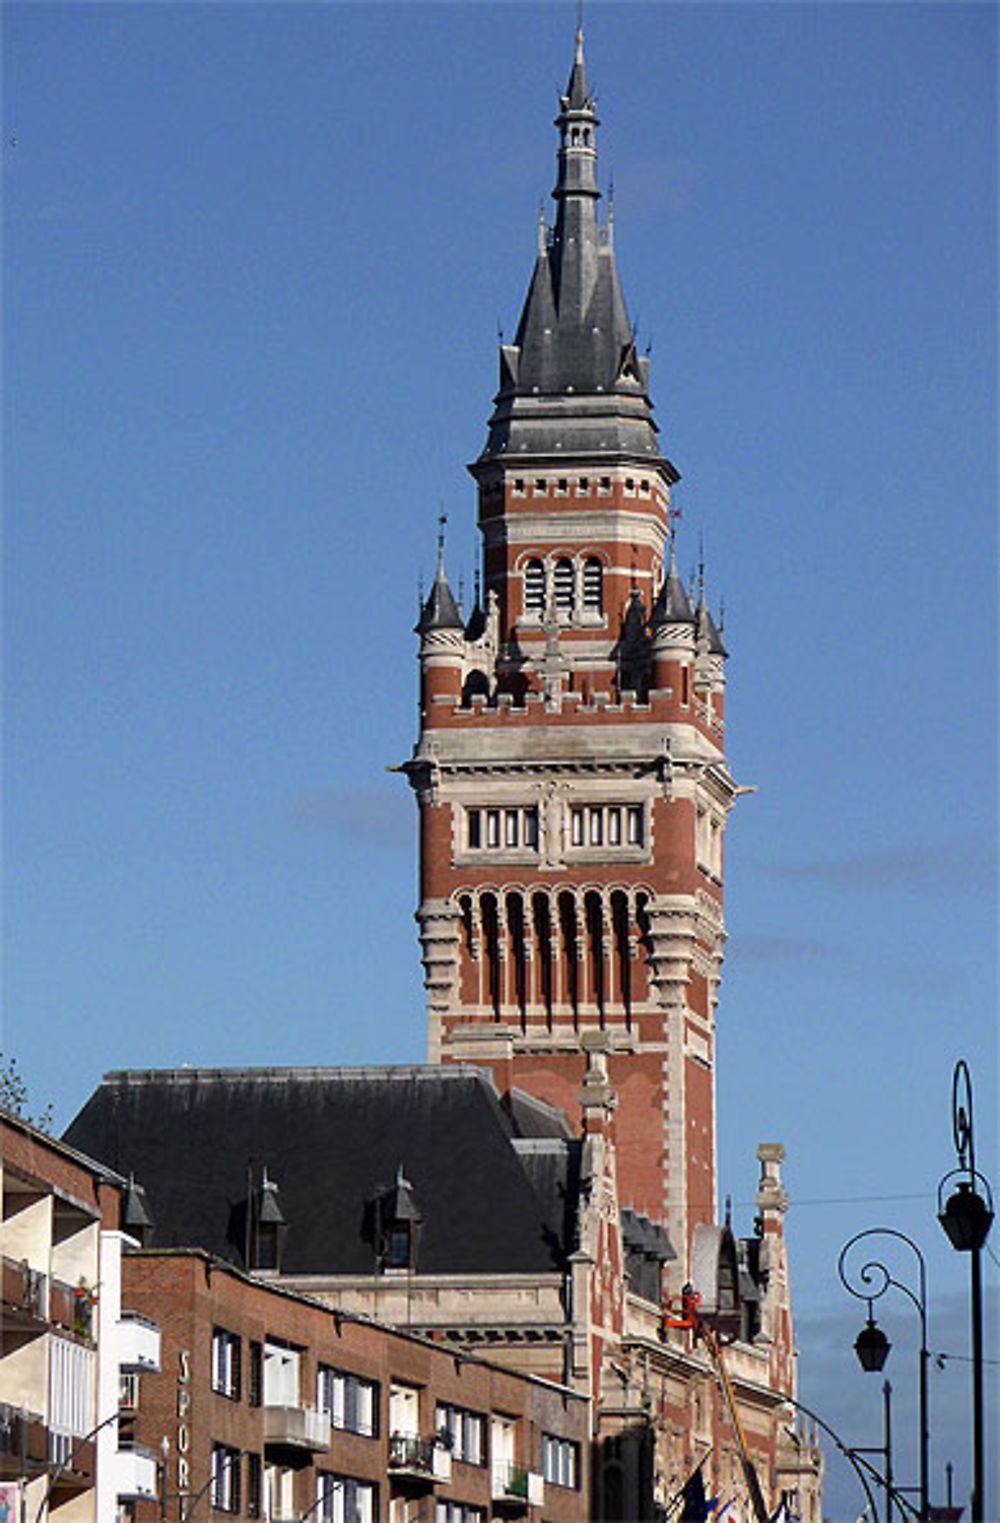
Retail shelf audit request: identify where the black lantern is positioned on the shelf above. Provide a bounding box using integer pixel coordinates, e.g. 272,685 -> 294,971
854,1316 -> 891,1373
938,1179 -> 994,1254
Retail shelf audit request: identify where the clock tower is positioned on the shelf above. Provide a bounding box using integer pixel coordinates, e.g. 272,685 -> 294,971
404,29 -> 733,1272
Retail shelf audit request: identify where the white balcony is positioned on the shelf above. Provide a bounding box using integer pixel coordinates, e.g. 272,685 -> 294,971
263,1405 -> 329,1452
113,1445 -> 158,1502
117,1312 -> 161,1373
491,1463 -> 544,1509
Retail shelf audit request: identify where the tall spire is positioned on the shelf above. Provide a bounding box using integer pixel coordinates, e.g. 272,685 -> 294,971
476,24 -> 672,472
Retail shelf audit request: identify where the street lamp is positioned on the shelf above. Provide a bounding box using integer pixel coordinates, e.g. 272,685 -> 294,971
838,1229 -> 929,1522
937,1059 -> 994,1523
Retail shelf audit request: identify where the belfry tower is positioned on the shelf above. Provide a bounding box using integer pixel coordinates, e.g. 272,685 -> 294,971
405,31 -> 734,1270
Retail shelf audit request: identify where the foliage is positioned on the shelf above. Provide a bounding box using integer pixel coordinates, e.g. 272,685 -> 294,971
0,1052 -> 54,1132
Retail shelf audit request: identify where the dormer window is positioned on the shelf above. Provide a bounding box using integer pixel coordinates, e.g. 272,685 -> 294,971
377,1166 -> 422,1273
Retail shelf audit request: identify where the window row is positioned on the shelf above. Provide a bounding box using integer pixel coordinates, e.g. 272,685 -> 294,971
435,1403 -> 484,1464
569,805 -> 643,849
541,1435 -> 579,1489
466,807 -> 538,852
508,475 -> 652,498
464,804 -> 645,855
522,557 -> 602,617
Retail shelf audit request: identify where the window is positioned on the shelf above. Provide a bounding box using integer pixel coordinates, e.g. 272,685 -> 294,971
542,1435 -> 579,1489
568,805 -> 643,852
534,478 -> 546,495
318,1367 -> 377,1438
466,807 -> 538,854
266,1465 -> 294,1523
119,1372 -> 138,1413
435,1404 -> 484,1465
211,1330 -> 241,1400
523,560 -> 545,617
248,1343 -> 263,1408
513,478 -> 525,495
556,477 -> 568,495
577,476 -> 589,495
211,1444 -> 241,1513
246,1455 -> 262,1519
263,1343 -> 300,1408
435,1507 -> 485,1523
582,558 -> 603,613
553,559 -> 574,614
599,476 -> 612,494
316,1475 -> 376,1523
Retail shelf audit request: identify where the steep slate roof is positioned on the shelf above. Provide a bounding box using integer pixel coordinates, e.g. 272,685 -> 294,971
476,30 -> 675,473
63,1065 -> 580,1277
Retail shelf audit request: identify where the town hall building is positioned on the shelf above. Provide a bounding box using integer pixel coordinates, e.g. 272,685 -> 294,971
63,28 -> 824,1523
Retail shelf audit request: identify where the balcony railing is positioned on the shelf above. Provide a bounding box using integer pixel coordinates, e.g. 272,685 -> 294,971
1,1258 -> 48,1327
262,1405 -> 329,1452
0,1402 -> 48,1477
49,1279 -> 95,1341
491,1462 -> 543,1508
387,1433 -> 451,1485
112,1443 -> 158,1502
117,1312 -> 161,1373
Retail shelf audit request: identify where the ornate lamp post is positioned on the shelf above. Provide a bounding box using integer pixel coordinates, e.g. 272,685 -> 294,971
937,1060 -> 994,1523
838,1229 -> 929,1522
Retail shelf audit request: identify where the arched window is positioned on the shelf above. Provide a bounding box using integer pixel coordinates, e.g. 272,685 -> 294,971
583,557 -> 603,613
553,558 -> 575,615
524,559 -> 545,617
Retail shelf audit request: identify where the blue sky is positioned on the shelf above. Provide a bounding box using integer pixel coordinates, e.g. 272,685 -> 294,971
4,4 -> 996,1516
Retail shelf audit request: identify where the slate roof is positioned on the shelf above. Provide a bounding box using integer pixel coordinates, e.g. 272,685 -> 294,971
63,1065 -> 580,1277
476,30 -> 675,474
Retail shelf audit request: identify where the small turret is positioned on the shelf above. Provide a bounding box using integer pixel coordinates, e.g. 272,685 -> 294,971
650,539 -> 696,699
416,527 -> 465,713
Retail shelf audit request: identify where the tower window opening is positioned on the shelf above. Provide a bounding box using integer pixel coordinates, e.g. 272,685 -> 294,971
486,810 -> 501,848
557,477 -> 568,495
513,478 -> 526,495
570,808 -> 584,847
535,478 -> 547,495
523,808 -> 539,848
554,558 -> 575,614
505,810 -> 519,848
607,807 -> 621,846
567,804 -> 645,853
577,476 -> 589,495
681,667 -> 690,705
625,477 -> 635,493
640,479 -> 650,494
589,808 -> 603,846
467,810 -> 482,849
524,559 -> 545,617
583,128 -> 591,146
583,558 -> 603,613
627,806 -> 643,845
465,806 -> 539,854
599,477 -> 612,495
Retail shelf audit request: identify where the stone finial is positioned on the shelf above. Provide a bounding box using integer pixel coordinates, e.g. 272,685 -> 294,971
579,1030 -> 617,1129
756,1142 -> 789,1217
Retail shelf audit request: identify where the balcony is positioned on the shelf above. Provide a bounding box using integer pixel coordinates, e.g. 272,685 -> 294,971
263,1405 -> 329,1453
113,1443 -> 158,1502
117,1312 -> 161,1373
387,1433 -> 451,1487
0,1402 -> 48,1480
1,1257 -> 48,1335
49,1279 -> 94,1342
491,1462 -> 543,1510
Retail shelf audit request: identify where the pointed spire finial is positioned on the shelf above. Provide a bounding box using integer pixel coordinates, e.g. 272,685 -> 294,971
437,510 -> 447,573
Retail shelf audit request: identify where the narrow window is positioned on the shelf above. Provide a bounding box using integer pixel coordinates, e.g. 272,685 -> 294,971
607,808 -> 621,846
505,810 -> 519,848
553,558 -> 574,614
589,808 -> 603,846
486,811 -> 500,848
570,809 -> 584,847
246,1454 -> 262,1519
467,809 -> 481,850
523,559 -> 545,617
627,806 -> 643,845
583,558 -> 603,613
248,1343 -> 262,1408
523,809 -> 539,849
534,478 -> 546,494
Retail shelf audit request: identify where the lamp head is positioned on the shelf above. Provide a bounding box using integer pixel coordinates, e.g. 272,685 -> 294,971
854,1316 -> 891,1373
939,1180 -> 993,1253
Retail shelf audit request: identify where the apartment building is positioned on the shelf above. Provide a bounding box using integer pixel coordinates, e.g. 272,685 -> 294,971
0,1112 -> 162,1523
120,1248 -> 590,1523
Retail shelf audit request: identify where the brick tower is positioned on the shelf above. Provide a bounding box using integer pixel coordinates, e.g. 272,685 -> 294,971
403,30 -> 734,1272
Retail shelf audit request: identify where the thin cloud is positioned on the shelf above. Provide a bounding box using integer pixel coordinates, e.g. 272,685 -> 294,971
287,785 -> 412,850
728,932 -> 834,964
765,837 -> 996,892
